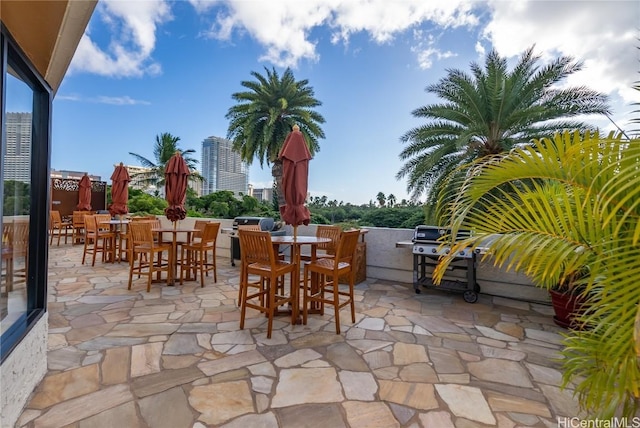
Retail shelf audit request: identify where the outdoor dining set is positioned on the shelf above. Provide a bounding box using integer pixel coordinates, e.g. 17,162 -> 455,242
48,210 -> 361,338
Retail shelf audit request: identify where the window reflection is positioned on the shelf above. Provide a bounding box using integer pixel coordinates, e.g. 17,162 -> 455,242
1,69 -> 32,331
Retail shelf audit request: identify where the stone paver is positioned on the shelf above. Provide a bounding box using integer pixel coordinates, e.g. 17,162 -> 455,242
15,243 -> 579,427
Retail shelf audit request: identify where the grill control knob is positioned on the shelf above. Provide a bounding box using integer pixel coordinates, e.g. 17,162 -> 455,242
418,247 -> 424,253
459,251 -> 465,256
431,248 -> 437,254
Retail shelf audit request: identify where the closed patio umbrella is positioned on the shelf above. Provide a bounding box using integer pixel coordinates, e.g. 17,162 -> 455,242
278,125 -> 312,238
164,152 -> 190,224
108,162 -> 130,217
76,173 -> 92,211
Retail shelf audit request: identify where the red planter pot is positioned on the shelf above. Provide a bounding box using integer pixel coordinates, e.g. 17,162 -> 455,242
550,288 -> 585,329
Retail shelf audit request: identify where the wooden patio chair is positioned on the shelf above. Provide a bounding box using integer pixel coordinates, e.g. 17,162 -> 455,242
127,221 -> 172,292
302,229 -> 360,334
300,224 -> 341,262
235,224 -> 264,305
180,222 -> 220,286
238,229 -> 296,338
2,220 -> 29,293
81,215 -> 115,266
49,210 -> 72,246
72,210 -> 92,245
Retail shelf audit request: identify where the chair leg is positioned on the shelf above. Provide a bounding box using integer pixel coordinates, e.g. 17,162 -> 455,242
212,249 -> 217,283
349,274 -> 356,324
82,237 -> 90,265
92,238 -> 99,266
266,274 -> 276,339
128,252 -> 136,290
199,250 -> 205,287
239,270 -> 249,330
334,279 -> 341,334
302,266 -> 309,325
147,251 -> 154,292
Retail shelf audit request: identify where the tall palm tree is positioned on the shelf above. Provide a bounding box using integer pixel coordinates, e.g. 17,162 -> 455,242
226,67 -> 325,204
397,46 -> 610,221
387,194 -> 396,208
129,132 -> 201,193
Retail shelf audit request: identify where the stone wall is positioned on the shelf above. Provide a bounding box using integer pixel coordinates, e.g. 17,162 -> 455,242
1,314 -> 48,428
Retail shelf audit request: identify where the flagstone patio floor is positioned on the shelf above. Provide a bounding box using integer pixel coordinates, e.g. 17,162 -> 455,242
15,243 -> 581,427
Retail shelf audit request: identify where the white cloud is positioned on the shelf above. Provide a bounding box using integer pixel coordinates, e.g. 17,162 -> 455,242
69,0 -> 172,77
95,96 -> 151,106
56,94 -> 150,105
411,31 -> 457,70
198,0 -> 480,68
482,0 -> 640,121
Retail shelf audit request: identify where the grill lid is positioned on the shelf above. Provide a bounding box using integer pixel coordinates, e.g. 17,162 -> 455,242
413,225 -> 471,243
232,216 -> 275,232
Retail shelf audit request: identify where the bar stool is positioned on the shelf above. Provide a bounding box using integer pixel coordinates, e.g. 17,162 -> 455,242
238,229 -> 296,338
128,222 -> 172,292
302,229 -> 360,334
180,222 -> 220,286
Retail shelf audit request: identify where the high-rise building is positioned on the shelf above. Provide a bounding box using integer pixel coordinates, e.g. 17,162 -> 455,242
248,184 -> 273,203
4,112 -> 32,182
201,136 -> 248,196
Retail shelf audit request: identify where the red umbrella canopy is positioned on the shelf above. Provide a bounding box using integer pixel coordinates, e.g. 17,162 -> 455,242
278,125 -> 312,227
108,162 -> 130,217
164,152 -> 190,222
76,173 -> 92,211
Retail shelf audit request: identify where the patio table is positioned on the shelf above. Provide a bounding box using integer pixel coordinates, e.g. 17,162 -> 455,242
153,227 -> 198,285
270,235 -> 330,324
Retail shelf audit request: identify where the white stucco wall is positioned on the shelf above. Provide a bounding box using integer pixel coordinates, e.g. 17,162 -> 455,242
1,314 -> 48,428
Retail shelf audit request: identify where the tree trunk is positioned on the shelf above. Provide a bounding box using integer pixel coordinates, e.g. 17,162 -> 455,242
272,159 -> 285,209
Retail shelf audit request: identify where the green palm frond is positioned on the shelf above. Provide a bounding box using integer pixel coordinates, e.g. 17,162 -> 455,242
226,67 -> 325,169
129,132 -> 201,188
434,130 -> 640,417
399,46 -> 610,202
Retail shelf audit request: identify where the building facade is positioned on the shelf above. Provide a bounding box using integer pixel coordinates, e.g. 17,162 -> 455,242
201,136 -> 248,196
4,112 -> 32,182
248,184 -> 273,203
0,2 -> 97,426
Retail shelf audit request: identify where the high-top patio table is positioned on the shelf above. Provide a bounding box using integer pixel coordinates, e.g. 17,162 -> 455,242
153,227 -> 198,285
99,219 -> 130,262
270,235 -> 330,324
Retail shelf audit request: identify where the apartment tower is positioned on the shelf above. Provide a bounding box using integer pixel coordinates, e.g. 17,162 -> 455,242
201,136 -> 248,196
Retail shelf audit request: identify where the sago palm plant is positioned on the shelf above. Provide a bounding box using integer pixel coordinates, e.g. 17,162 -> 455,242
434,130 -> 640,417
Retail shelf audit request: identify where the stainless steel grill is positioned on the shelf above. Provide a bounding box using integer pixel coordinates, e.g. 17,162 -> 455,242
411,225 -> 480,303
412,226 -> 475,259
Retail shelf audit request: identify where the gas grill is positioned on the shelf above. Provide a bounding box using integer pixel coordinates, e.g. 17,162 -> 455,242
412,225 -> 481,303
229,217 -> 286,266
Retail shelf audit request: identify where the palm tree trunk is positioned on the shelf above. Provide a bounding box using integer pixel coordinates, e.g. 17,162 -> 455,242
272,159 -> 285,210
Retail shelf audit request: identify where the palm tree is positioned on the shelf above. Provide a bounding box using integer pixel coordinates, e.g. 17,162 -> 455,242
397,46 -> 610,221
226,67 -> 325,204
387,194 -> 396,208
434,130 -> 640,418
129,132 -> 201,193
376,192 -> 386,207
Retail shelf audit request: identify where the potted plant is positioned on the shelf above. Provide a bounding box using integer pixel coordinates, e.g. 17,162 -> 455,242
433,130 -> 640,418
548,270 -> 588,329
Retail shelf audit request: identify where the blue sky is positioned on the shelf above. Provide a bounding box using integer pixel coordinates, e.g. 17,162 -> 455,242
49,0 -> 639,205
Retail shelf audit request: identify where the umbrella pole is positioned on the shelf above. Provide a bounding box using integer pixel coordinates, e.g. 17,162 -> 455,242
293,225 -> 297,241
172,220 -> 177,285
